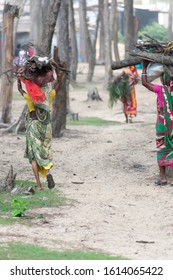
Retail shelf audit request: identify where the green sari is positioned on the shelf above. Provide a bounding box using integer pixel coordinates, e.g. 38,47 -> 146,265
24,85 -> 54,177
157,85 -> 173,168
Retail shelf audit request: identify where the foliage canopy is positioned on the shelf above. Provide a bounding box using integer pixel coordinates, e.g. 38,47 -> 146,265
139,22 -> 168,42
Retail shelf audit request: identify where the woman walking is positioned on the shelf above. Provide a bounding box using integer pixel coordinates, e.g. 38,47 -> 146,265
122,65 -> 138,123
17,56 -> 61,190
142,60 -> 173,186
109,65 -> 138,123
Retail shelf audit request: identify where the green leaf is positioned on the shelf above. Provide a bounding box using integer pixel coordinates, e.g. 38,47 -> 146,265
12,199 -> 28,208
11,209 -> 23,217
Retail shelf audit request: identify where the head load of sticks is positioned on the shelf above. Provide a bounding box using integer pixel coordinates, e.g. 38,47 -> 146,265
16,55 -> 68,86
111,34 -> 173,78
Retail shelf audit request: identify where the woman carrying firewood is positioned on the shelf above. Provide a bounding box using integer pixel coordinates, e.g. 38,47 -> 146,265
142,59 -> 173,186
17,56 -> 62,190
121,65 -> 138,123
108,65 -> 138,123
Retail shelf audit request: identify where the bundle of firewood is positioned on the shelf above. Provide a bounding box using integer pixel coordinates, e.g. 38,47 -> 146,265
111,35 -> 173,77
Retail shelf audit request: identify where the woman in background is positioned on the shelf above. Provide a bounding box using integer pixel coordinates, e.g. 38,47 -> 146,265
120,65 -> 138,123
108,65 -> 138,123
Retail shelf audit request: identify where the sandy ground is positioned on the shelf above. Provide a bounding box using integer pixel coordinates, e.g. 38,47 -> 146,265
0,62 -> 173,260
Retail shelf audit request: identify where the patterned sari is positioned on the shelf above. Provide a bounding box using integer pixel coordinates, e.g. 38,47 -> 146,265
123,66 -> 138,116
24,85 -> 55,177
157,85 -> 173,168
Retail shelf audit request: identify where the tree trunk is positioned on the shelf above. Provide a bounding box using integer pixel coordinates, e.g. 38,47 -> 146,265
30,0 -> 42,51
87,12 -> 99,82
37,0 -> 61,56
13,0 -> 26,57
0,105 -> 27,135
1,4 -> 19,123
78,0 -> 96,82
86,17 -> 97,82
79,0 -> 88,62
113,0 -> 120,61
69,0 -> 78,82
52,1 -> 69,138
110,0 -> 115,41
98,0 -> 105,63
124,0 -> 135,58
104,0 -> 112,87
52,48 -> 67,138
110,0 -> 120,61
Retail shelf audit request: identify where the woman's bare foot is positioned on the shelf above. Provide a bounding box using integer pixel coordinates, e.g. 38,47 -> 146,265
35,185 -> 44,190
155,179 -> 167,186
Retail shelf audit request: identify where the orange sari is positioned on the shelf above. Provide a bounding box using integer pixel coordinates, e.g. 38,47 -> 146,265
123,66 -> 138,116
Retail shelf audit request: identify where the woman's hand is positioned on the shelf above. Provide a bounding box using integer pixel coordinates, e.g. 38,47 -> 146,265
142,59 -> 150,71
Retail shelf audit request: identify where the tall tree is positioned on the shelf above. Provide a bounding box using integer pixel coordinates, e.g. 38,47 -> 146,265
87,9 -> 99,82
110,0 -> 120,61
1,3 -> 19,123
124,0 -> 135,58
29,0 -> 42,49
79,0 -> 96,82
52,0 -> 69,137
103,0 -> 112,87
69,0 -> 78,82
98,0 -> 105,63
37,0 -> 61,56
79,0 -> 88,62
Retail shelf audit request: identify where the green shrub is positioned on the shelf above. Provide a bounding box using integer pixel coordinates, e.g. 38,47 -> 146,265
139,22 -> 168,42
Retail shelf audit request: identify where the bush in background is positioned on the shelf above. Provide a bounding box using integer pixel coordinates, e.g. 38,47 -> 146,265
139,22 -> 168,42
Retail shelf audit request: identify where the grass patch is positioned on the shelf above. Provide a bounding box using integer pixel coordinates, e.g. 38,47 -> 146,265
0,189 -> 66,213
0,179 -> 68,221
0,242 -> 126,260
0,216 -> 19,225
67,116 -> 120,126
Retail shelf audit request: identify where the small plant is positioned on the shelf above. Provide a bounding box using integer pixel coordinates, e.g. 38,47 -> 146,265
11,199 -> 29,217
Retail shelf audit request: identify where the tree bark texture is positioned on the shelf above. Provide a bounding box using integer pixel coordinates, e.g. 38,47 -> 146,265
79,0 -> 88,62
129,49 -> 173,65
37,0 -> 61,56
52,1 -> 69,138
112,0 -> 120,61
30,0 -> 42,50
0,105 -> 27,135
86,18 -> 96,82
1,4 -> 19,123
104,0 -> 112,86
52,73 -> 67,138
112,48 -> 173,70
98,0 -> 105,62
111,57 -> 141,70
69,0 -> 78,81
124,0 -> 135,58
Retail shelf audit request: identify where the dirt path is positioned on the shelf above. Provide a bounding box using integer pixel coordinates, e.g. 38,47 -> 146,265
0,64 -> 173,260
